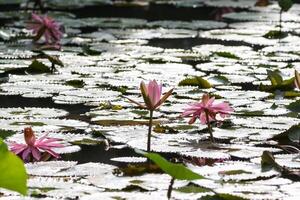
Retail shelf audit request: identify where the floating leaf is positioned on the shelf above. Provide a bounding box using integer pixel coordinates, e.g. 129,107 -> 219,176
176,184 -> 211,193
178,76 -> 211,88
272,125 -> 300,143
214,52 -> 240,60
202,193 -> 248,200
0,129 -> 15,139
260,70 -> 294,91
263,30 -> 287,39
261,151 -> 281,172
65,80 -> 85,88
286,100 -> 300,112
26,60 -> 50,74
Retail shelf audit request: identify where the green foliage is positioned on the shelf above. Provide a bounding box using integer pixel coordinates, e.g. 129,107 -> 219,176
261,151 -> 281,172
286,100 -> 300,112
114,163 -> 162,176
210,75 -> 230,85
66,80 -> 85,88
202,194 -> 248,200
0,129 -> 16,139
153,124 -> 179,134
268,70 -> 283,85
259,70 -> 294,91
214,52 -> 240,60
220,170 -> 252,175
278,0 -> 293,12
26,59 -> 51,74
176,184 -> 211,193
273,125 -> 300,143
263,30 -> 287,39
0,139 -> 27,195
178,76 -> 211,88
137,150 -> 205,180
97,84 -> 128,94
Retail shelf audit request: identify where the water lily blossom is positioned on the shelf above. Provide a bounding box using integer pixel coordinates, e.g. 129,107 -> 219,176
9,127 -> 64,162
125,80 -> 173,111
123,80 -> 173,153
182,93 -> 233,124
27,13 -> 63,45
182,93 -> 233,142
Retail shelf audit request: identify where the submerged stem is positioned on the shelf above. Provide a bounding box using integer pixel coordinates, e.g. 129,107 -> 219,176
147,110 -> 153,153
205,110 -> 215,143
167,177 -> 175,199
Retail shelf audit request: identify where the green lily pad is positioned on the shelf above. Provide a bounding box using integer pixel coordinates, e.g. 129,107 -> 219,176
178,76 -> 212,88
286,100 -> 300,112
0,129 -> 15,139
26,60 -> 51,74
263,30 -> 287,39
66,80 -> 85,88
214,52 -> 240,60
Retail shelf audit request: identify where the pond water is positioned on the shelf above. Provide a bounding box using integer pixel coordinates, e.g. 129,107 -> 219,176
1,0 -> 300,199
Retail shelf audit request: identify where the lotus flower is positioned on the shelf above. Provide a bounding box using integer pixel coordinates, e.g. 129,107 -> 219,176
182,94 -> 233,125
9,127 -> 64,162
125,80 -> 173,111
182,94 -> 233,143
123,80 -> 173,153
295,70 -> 300,89
27,13 -> 63,45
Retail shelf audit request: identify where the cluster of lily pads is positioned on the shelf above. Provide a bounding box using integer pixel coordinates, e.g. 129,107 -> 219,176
1,0 -> 300,199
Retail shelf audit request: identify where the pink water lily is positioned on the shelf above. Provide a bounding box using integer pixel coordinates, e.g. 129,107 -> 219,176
182,94 -> 233,124
123,80 -> 173,153
125,80 -> 173,111
27,13 -> 63,45
9,127 -> 64,162
182,94 -> 233,143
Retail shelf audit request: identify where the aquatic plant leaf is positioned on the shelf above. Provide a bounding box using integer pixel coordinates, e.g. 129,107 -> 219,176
115,163 -> 162,176
202,193 -> 248,200
286,100 -> 300,112
65,80 -> 85,88
0,129 -> 15,139
272,125 -> 300,143
214,52 -> 240,60
26,60 -> 50,74
0,139 -> 27,195
267,70 -> 283,86
261,151 -> 280,172
137,150 -> 205,180
263,30 -> 287,39
176,184 -> 211,193
178,76 -> 211,88
279,0 -> 293,12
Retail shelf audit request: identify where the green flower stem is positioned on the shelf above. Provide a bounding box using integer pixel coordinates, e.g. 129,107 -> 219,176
51,63 -> 55,73
279,9 -> 283,33
167,177 -> 175,199
205,110 -> 215,143
147,110 -> 153,153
